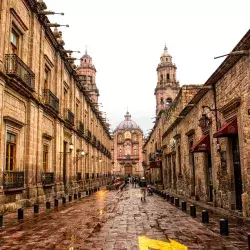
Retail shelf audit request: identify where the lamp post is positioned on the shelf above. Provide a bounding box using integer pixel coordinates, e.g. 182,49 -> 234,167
198,113 -> 212,131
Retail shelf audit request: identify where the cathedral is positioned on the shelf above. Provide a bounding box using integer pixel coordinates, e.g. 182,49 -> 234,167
112,111 -> 144,177
155,45 -> 180,115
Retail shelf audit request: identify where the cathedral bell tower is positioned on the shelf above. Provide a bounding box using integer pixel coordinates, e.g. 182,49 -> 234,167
154,45 -> 180,115
76,50 -> 99,104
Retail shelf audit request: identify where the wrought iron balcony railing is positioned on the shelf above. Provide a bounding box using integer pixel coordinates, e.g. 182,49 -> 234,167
117,155 -> 139,160
92,135 -> 97,145
3,171 -> 24,189
77,172 -> 82,181
86,130 -> 92,140
78,121 -> 84,134
85,173 -> 89,180
149,153 -> 156,162
44,89 -> 59,113
5,54 -> 35,90
41,172 -> 54,186
65,109 -> 74,125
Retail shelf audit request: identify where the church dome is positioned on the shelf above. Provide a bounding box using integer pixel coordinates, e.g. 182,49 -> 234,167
117,111 -> 139,130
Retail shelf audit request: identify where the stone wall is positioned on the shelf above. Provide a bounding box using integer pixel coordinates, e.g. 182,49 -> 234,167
0,0 -> 112,213
161,29 -> 250,216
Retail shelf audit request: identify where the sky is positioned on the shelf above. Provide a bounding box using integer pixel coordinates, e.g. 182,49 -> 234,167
47,0 -> 250,136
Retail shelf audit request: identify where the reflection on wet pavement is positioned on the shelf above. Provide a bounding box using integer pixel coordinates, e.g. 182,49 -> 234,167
0,186 -> 249,249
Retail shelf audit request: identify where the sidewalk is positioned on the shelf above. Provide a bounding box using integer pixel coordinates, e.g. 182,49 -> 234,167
154,188 -> 250,249
160,188 -> 250,224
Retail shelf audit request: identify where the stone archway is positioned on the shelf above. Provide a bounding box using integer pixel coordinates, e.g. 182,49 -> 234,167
124,164 -> 133,176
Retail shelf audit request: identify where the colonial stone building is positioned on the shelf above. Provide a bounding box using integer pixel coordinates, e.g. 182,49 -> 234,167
112,111 -> 144,177
0,0 -> 112,212
161,29 -> 250,217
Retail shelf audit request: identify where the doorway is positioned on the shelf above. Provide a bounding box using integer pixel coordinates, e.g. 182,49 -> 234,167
232,136 -> 242,210
172,153 -> 177,190
168,155 -> 172,188
189,141 -> 196,196
206,152 -> 213,202
63,141 -> 67,185
124,164 -> 132,176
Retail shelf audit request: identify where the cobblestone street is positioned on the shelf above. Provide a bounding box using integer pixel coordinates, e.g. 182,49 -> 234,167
0,186 -> 250,249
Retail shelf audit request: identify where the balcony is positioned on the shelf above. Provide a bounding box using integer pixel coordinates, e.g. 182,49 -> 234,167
76,172 -> 82,181
65,109 -> 74,126
96,140 -> 100,149
41,172 -> 54,186
92,136 -> 97,146
117,155 -> 139,161
86,130 -> 92,141
149,153 -> 156,162
85,173 -> 89,180
3,171 -> 24,190
5,54 -> 35,90
44,89 -> 59,113
77,121 -> 84,135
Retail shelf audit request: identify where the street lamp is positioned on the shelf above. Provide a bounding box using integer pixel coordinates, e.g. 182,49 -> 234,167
198,114 -> 212,130
69,143 -> 74,151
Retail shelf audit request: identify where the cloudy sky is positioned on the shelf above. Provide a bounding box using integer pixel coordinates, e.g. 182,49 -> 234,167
47,0 -> 250,135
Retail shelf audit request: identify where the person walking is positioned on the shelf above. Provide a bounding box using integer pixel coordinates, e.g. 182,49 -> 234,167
139,177 -> 147,201
134,177 -> 137,188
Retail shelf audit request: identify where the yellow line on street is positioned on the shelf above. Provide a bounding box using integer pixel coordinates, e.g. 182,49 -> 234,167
138,236 -> 188,250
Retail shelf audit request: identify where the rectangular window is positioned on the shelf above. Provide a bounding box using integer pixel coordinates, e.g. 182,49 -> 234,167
44,67 -> 50,90
178,145 -> 182,175
6,132 -> 16,171
11,29 -> 19,54
76,102 -> 79,122
43,145 -> 49,172
64,88 -> 68,110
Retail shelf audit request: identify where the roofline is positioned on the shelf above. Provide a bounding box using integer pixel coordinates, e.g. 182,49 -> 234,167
162,29 -> 250,139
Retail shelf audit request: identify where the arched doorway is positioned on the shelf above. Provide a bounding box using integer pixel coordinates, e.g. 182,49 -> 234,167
124,164 -> 133,177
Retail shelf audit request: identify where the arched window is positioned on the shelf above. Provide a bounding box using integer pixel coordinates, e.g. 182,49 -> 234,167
166,58 -> 168,62
166,98 -> 172,106
160,74 -> 163,83
161,98 -> 164,105
167,73 -> 170,80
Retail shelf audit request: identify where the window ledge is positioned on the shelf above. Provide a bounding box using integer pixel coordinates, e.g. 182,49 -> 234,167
4,116 -> 26,128
4,187 -> 25,193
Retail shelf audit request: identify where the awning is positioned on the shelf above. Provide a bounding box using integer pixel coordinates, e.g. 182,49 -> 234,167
192,134 -> 210,152
213,119 -> 238,138
150,161 -> 162,168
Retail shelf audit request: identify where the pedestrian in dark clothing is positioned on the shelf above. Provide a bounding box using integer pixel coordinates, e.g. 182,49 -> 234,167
139,177 -> 147,201
134,177 -> 137,188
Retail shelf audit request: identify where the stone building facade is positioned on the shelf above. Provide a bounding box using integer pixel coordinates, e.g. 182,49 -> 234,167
0,0 -> 112,212
112,112 -> 144,177
161,29 -> 250,217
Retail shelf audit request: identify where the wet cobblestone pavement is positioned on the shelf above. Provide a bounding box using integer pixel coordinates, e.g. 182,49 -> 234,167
0,186 -> 250,249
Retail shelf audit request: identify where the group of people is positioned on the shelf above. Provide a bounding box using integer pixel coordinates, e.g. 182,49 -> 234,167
124,176 -> 152,201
